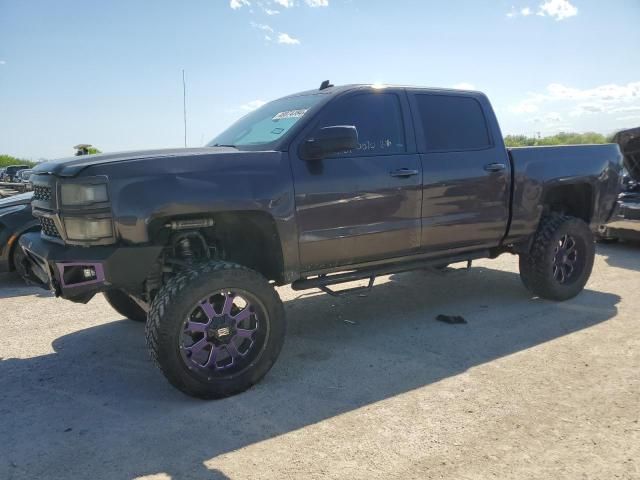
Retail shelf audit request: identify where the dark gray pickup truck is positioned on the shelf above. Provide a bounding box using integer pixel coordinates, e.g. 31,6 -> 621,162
20,83 -> 623,398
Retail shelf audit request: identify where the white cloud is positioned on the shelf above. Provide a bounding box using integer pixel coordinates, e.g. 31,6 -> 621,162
264,8 -> 280,14
251,22 -> 300,45
507,5 -> 532,18
274,0 -> 295,7
507,1 -> 576,20
570,104 -> 604,116
531,112 -> 563,123
0,60 -> 6,65
452,82 -> 476,90
612,106 -> 640,114
547,82 -> 640,102
305,0 -> 329,6
250,21 -> 274,32
537,0 -> 578,20
277,32 -> 300,44
239,100 -> 267,111
616,114 -> 640,122
511,92 -> 548,113
230,0 -> 250,9
511,81 -> 640,116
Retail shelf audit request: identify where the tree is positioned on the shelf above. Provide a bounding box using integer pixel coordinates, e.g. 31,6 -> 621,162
504,132 -> 609,147
0,154 -> 36,169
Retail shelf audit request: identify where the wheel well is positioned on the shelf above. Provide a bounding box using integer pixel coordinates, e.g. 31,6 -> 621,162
542,184 -> 594,223
153,211 -> 286,284
8,226 -> 40,271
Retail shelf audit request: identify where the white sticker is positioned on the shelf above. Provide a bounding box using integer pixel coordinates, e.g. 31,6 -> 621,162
272,109 -> 308,120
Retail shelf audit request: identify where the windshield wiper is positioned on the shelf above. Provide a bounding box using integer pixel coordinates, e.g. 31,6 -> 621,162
211,143 -> 237,148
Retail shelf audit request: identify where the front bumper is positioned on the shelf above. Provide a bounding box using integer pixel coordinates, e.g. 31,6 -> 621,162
19,232 -> 163,303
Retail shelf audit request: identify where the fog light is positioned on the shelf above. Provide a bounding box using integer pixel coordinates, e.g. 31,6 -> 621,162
83,267 -> 96,279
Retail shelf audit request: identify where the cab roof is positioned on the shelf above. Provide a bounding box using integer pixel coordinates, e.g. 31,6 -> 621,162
281,83 -> 484,99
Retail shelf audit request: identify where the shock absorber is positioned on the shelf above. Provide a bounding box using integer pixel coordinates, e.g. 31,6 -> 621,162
177,237 -> 194,262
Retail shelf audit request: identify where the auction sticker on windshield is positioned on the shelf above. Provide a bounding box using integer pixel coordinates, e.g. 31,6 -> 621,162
272,109 -> 308,120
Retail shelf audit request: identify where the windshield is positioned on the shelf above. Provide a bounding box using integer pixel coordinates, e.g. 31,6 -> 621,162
207,94 -> 325,149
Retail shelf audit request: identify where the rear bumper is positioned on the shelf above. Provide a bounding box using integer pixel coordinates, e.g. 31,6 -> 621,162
18,232 -> 163,303
605,196 -> 640,233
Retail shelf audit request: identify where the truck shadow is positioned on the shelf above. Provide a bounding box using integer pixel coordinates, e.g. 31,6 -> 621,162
596,242 -> 640,272
0,273 -> 54,299
0,266 -> 620,479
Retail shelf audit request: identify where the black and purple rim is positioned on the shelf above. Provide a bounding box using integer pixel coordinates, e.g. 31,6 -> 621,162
179,289 -> 269,379
553,234 -> 580,284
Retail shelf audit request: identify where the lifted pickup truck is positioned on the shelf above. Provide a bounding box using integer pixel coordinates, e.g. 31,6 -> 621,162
20,83 -> 623,399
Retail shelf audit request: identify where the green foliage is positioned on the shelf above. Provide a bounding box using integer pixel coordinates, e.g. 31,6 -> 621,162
0,154 -> 36,169
87,147 -> 102,155
504,132 -> 611,147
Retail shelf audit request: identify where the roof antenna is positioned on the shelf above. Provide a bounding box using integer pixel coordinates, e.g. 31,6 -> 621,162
319,80 -> 333,91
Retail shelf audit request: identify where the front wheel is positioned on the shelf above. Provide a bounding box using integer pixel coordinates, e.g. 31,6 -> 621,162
519,214 -> 595,301
145,262 -> 286,399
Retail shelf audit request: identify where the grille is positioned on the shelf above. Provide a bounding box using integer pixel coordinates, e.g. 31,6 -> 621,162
33,185 -> 53,202
40,217 -> 61,239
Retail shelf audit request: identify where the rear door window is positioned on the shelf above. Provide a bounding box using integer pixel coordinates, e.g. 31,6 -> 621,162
414,94 -> 491,151
316,93 -> 406,156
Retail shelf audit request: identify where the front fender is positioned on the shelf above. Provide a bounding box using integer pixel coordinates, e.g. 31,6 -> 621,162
83,151 -> 301,282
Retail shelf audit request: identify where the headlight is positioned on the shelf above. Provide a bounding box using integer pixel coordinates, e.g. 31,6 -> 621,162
63,217 -> 113,241
60,183 -> 108,206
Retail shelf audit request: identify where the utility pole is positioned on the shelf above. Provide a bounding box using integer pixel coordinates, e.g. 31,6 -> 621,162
182,69 -> 187,148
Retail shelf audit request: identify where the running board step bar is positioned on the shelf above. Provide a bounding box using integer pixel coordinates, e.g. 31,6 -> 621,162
291,251 -> 488,294
318,276 -> 376,297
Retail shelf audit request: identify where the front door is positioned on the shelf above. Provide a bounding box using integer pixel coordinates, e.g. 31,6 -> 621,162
290,90 -> 423,271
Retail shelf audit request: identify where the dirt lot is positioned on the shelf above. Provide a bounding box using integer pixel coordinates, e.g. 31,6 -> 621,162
0,244 -> 638,480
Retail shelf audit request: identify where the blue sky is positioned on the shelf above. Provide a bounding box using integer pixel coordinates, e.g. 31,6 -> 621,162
1,0 -> 639,160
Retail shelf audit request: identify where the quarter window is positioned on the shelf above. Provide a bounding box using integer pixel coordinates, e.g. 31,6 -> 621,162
317,93 -> 406,156
415,94 -> 491,151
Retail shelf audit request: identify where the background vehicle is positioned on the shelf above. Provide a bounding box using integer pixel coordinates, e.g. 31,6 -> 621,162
0,191 -> 38,277
20,83 -> 623,399
598,127 -> 640,242
18,168 -> 34,191
2,165 -> 30,182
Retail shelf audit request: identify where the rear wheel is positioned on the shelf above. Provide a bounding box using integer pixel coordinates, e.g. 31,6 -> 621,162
519,214 -> 595,301
104,289 -> 148,323
145,261 -> 286,399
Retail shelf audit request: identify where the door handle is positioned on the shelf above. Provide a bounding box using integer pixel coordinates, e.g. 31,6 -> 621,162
390,168 -> 419,178
484,163 -> 506,172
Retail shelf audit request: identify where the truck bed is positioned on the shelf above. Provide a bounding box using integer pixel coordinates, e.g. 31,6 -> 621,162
505,144 -> 623,241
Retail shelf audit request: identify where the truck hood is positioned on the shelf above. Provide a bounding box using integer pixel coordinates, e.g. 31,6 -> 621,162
0,191 -> 33,208
33,147 -> 241,177
613,127 -> 640,181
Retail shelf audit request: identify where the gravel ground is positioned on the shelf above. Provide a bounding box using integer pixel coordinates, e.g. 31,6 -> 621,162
0,244 -> 638,480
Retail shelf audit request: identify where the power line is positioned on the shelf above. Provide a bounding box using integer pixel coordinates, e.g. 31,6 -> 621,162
182,69 -> 187,148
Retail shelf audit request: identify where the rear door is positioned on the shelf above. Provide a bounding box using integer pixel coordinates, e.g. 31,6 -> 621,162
408,92 -> 511,252
290,89 -> 422,271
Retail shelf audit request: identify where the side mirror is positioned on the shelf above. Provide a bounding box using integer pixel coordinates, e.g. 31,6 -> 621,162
300,125 -> 359,160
